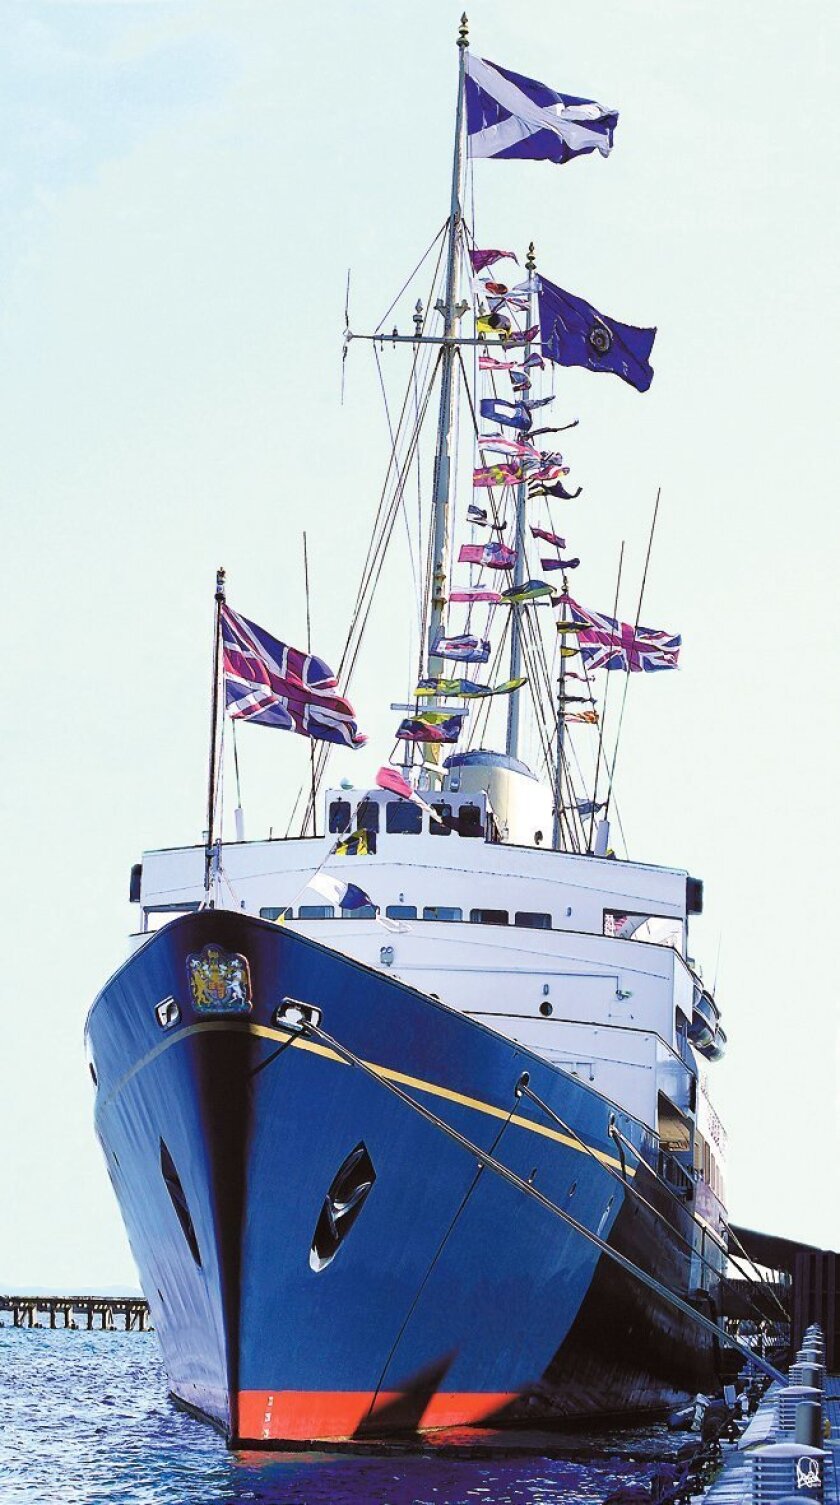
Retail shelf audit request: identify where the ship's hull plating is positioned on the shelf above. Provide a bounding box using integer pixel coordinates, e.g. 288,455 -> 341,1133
86,911 -> 719,1445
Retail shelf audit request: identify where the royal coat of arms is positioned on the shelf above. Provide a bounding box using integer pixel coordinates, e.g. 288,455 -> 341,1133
187,944 -> 252,1014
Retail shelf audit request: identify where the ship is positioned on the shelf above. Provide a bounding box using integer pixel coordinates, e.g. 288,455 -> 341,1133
85,18 -> 754,1448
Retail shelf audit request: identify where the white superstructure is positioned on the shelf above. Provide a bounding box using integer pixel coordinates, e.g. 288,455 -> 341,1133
131,752 -> 728,1228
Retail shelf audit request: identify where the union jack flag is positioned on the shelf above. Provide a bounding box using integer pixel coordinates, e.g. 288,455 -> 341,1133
562,596 -> 681,673
221,604 -> 366,747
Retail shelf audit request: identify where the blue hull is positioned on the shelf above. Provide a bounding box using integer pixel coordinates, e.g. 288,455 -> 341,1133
86,912 -> 719,1444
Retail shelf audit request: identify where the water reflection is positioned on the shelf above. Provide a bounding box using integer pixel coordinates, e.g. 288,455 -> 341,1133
0,1330 -> 663,1505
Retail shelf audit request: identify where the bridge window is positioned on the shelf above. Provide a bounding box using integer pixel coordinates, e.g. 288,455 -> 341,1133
515,911 -> 551,930
423,906 -> 462,922
430,802 -> 452,836
385,801 -> 422,834
386,904 -> 417,920
604,909 -> 682,946
457,804 -> 484,838
328,799 -> 351,834
260,906 -> 292,921
298,905 -> 335,919
341,904 -> 377,919
470,908 -> 508,926
356,799 -> 380,834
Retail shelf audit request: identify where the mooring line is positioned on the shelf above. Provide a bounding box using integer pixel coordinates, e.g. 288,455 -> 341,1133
301,1019 -> 786,1387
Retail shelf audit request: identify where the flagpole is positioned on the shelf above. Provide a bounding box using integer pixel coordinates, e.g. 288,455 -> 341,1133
424,14 -> 469,691
303,530 -> 318,839
552,572 -> 568,850
505,240 -> 536,763
204,567 -> 226,902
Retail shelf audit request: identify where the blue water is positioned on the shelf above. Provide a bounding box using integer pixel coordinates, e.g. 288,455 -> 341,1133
0,1329 -> 678,1505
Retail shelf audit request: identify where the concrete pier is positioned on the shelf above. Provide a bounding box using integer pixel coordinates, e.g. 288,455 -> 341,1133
0,1295 -> 151,1331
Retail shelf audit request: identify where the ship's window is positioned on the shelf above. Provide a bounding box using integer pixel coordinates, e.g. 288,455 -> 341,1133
386,904 -> 417,920
457,804 -> 484,838
328,799 -> 351,834
298,905 -> 335,919
310,1143 -> 376,1272
430,802 -> 453,836
341,904 -> 377,919
160,1140 -> 201,1268
260,906 -> 292,921
143,904 -> 201,933
356,798 -> 380,833
385,801 -> 422,834
423,905 -> 462,922
603,909 -> 682,947
470,908 -> 508,926
515,911 -> 551,930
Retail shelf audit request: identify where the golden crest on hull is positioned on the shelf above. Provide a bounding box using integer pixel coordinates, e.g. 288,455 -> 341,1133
187,943 -> 252,1014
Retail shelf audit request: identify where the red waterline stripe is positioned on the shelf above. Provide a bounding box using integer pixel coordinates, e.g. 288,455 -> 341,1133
236,1389 -> 519,1441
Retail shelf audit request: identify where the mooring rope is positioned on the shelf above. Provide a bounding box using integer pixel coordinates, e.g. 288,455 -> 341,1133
298,1018 -> 786,1386
518,1084 -> 779,1333
610,1124 -> 790,1325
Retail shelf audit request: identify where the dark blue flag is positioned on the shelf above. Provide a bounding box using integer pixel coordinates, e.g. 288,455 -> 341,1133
538,275 -> 655,393
479,397 -> 532,432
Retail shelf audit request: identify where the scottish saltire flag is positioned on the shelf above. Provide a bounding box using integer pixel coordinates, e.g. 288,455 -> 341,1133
431,633 -> 491,664
221,604 -> 366,747
538,275 -> 656,392
563,597 -> 681,672
466,55 -> 618,165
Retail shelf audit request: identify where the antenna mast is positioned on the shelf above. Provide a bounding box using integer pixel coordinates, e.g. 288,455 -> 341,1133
424,14 -> 469,683
203,567 -> 226,901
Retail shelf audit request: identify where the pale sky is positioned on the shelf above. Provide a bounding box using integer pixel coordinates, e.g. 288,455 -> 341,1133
2,0 -> 839,1291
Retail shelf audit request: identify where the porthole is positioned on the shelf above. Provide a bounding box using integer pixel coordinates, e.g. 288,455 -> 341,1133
88,1061 -> 98,1087
539,1000 -> 553,1017
160,1140 -> 202,1268
567,1181 -> 577,1199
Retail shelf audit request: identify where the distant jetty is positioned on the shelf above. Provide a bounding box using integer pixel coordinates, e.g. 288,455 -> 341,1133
1,1293 -> 151,1331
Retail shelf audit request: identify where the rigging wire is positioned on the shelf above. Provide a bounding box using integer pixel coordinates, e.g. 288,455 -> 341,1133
303,237 -> 450,828
373,340 -> 423,634
587,540 -> 625,851
374,222 -> 448,335
604,487 -> 662,818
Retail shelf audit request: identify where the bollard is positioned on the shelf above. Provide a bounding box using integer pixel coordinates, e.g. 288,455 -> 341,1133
777,1387 -> 822,1435
795,1403 -> 823,1449
749,1442 -> 826,1503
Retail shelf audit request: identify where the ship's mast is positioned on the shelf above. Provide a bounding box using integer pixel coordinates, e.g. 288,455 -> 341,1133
424,14 -> 469,683
505,241 -> 537,763
552,572 -> 569,849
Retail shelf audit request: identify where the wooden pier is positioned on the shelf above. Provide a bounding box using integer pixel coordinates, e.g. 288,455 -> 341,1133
0,1294 -> 151,1331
